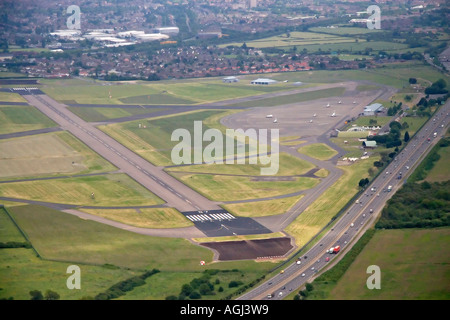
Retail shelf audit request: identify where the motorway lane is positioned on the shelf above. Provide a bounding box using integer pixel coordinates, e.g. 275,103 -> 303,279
238,100 -> 450,300
23,92 -> 222,213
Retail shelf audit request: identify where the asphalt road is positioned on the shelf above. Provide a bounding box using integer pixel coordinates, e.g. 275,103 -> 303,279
238,99 -> 450,300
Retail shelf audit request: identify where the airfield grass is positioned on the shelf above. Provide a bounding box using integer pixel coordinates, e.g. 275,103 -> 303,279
314,168 -> 329,178
223,194 -> 304,218
0,105 -> 57,135
80,207 -> 192,229
0,92 -> 27,102
165,152 -> 316,177
0,174 -> 163,207
0,131 -> 116,179
42,79 -> 293,105
228,87 -> 345,108
297,143 -> 338,161
67,106 -> 167,122
0,207 -> 25,243
286,158 -> 377,248
267,63 -> 449,89
172,173 -> 319,202
309,228 -> 450,300
1,205 -> 273,299
100,110 -> 229,166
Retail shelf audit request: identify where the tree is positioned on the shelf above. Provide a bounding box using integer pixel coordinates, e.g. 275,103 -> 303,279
29,290 -> 43,300
404,131 -> 410,142
45,290 -> 60,300
359,178 -> 369,188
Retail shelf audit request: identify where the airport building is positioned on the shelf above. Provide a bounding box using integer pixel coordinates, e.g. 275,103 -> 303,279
363,103 -> 384,116
250,78 -> 277,85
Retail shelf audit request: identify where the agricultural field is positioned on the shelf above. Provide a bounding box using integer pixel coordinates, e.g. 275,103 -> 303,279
309,228 -> 450,300
0,132 -> 116,179
426,142 -> 450,182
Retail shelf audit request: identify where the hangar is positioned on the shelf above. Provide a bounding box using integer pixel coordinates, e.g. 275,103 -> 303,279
363,103 -> 384,116
251,78 -> 278,85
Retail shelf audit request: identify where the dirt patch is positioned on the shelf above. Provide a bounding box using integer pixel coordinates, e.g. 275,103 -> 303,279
200,237 -> 293,261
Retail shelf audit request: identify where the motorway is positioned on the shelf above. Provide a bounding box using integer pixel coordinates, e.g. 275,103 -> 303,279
20,89 -> 222,213
238,100 -> 450,300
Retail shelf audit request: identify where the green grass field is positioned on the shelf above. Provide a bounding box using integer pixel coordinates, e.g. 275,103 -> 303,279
0,174 -> 163,207
0,105 -> 56,135
297,143 -> 338,161
227,87 -> 346,108
223,194 -> 304,218
100,110 -> 231,166
42,79 -> 293,105
425,142 -> 450,182
286,158 -> 377,248
80,207 -> 192,229
314,228 -> 450,300
0,205 -> 274,299
0,132 -> 116,179
172,173 -> 318,202
67,106 -> 167,122
165,152 -> 316,177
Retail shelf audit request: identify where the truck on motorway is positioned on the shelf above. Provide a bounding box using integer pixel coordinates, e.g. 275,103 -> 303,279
434,132 -> 437,138
328,246 -> 340,254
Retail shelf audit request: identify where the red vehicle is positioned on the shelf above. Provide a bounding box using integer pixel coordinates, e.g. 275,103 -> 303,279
328,246 -> 341,254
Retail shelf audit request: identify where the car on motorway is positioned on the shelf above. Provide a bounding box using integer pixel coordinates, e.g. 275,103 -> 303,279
326,257 -> 329,262
296,260 -> 301,265
301,273 -> 305,277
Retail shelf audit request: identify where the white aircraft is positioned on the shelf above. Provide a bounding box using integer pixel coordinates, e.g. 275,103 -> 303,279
330,111 -> 336,117
266,114 -> 273,118
273,118 -> 278,123
338,101 -> 342,104
313,113 -> 317,117
309,119 -> 313,123
353,101 -> 356,104
326,103 -> 330,108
